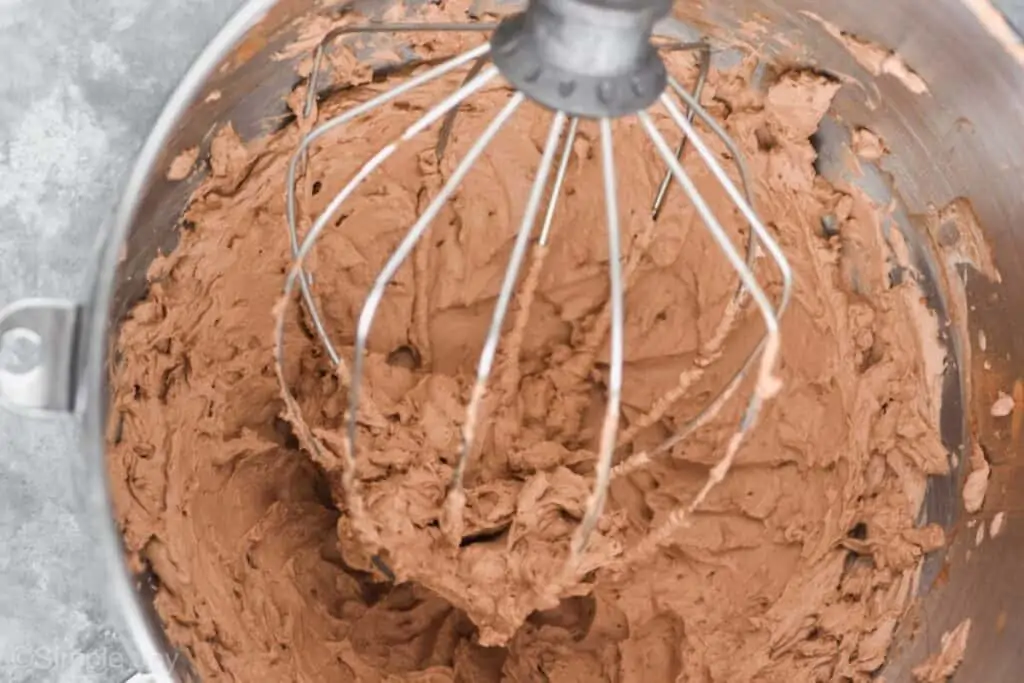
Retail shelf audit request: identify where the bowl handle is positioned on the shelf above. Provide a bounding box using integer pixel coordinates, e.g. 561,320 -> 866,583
0,298 -> 82,416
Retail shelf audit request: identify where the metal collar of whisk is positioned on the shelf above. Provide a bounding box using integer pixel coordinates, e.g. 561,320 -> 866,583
491,0 -> 672,117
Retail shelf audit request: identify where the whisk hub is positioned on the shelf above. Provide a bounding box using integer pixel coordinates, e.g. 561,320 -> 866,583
491,0 -> 671,117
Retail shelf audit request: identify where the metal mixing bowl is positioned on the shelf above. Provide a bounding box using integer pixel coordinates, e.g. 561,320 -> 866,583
1,0 -> 1021,680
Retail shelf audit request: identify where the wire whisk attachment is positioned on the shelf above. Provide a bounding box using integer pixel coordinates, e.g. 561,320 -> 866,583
273,0 -> 791,641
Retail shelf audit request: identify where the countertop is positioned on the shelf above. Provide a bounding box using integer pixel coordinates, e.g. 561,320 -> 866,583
0,1 -> 1022,681
0,3 -> 242,680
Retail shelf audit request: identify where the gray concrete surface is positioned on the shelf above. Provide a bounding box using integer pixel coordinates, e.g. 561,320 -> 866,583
0,3 -> 241,680
0,1 -> 1022,682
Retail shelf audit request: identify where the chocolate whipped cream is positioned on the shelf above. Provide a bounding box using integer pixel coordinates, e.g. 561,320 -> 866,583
108,20 -> 950,682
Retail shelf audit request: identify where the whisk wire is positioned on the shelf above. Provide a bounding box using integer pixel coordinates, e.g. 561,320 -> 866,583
570,117 -> 626,560
275,57 -> 506,529
651,43 -> 711,219
436,53 -> 492,160
348,87 -> 523,469
285,44 -> 339,369
639,109 -> 780,390
444,111 -> 569,540
610,350 -> 752,478
540,117 -> 581,246
284,43 -> 493,374
320,21 -> 498,47
499,116 -> 581,402
606,79 -> 799,482
660,86 -> 793,309
624,110 -> 785,566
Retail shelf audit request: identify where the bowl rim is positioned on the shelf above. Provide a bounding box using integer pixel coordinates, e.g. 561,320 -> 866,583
81,1 -> 281,679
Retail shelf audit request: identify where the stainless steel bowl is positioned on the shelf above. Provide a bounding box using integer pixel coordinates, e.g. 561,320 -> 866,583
1,0 -> 1021,680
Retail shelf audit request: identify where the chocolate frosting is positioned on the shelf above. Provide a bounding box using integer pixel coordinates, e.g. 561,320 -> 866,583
108,27 -> 949,682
